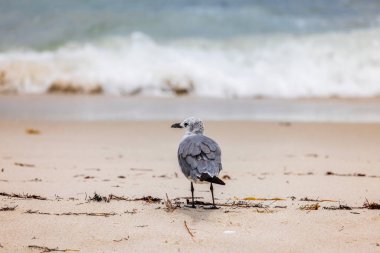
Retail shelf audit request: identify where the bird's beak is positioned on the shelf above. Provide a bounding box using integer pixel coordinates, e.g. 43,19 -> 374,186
171,123 -> 182,128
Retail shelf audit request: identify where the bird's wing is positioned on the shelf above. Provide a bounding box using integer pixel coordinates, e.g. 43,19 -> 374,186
178,135 -> 222,180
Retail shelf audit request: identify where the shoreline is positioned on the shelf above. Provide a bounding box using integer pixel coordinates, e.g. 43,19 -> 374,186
1,95 -> 380,122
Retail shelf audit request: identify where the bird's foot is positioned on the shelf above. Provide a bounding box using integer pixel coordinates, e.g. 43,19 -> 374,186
184,204 -> 197,209
203,205 -> 219,210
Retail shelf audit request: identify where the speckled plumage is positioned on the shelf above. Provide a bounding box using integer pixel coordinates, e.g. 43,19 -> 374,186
171,117 -> 225,208
178,134 -> 222,183
175,117 -> 223,183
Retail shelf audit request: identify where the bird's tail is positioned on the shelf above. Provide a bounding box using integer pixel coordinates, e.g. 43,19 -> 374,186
199,173 -> 225,185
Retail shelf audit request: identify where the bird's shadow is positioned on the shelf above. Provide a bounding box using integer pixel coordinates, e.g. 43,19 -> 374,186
175,203 -> 220,223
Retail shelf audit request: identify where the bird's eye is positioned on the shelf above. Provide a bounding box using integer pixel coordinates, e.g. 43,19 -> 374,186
184,123 -> 188,127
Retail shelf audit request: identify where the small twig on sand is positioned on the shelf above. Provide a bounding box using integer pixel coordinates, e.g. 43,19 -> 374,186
0,205 -> 17,211
14,162 -> 35,167
28,245 -> 79,252
184,221 -> 195,239
0,192 -> 47,200
274,206 -> 287,209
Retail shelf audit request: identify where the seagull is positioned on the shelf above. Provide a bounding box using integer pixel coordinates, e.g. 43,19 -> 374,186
171,117 -> 225,209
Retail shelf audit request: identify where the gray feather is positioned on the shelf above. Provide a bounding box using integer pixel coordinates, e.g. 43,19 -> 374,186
177,134 -> 222,181
200,143 -> 210,153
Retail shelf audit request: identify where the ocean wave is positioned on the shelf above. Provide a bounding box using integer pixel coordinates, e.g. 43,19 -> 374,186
1,29 -> 380,98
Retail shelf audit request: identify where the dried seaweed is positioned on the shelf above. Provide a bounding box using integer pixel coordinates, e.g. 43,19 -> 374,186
299,203 -> 320,210
0,205 -> 17,211
210,200 -> 267,209
326,171 -> 366,177
0,192 -> 47,200
113,236 -> 129,242
60,212 -> 116,217
300,197 -> 319,202
323,204 -> 352,210
25,210 -> 117,217
134,196 -> 162,203
256,208 -> 277,214
124,209 -> 137,214
164,193 -> 177,212
363,199 -> 380,209
48,81 -> 103,94
28,245 -> 79,252
244,197 -> 285,201
25,210 -> 52,215
88,192 -> 109,202
108,194 -> 129,201
300,197 -> 337,202
108,194 -> 162,203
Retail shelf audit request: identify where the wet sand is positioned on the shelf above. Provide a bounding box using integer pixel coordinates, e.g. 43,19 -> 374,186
0,121 -> 379,252
1,95 -> 380,122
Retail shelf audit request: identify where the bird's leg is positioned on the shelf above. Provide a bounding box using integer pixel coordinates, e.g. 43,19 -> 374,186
204,183 -> 219,209
185,182 -> 196,208
191,182 -> 195,208
210,183 -> 216,208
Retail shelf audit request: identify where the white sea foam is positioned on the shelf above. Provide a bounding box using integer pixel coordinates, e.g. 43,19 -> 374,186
1,28 -> 380,98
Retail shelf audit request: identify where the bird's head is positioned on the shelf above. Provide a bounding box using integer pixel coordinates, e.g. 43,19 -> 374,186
171,117 -> 204,135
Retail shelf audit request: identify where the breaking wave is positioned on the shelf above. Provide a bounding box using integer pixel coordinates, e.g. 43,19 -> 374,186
1,28 -> 380,98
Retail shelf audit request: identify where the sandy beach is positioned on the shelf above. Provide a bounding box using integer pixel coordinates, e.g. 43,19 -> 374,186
2,1 -> 380,252
0,120 -> 379,252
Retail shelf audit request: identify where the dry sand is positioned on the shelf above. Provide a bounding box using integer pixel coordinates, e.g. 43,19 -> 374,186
0,121 -> 379,252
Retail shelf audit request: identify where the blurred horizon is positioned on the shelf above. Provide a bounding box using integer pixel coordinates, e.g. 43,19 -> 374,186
1,0 -> 380,98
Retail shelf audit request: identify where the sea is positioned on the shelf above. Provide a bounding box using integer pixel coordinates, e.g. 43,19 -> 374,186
1,0 -> 380,98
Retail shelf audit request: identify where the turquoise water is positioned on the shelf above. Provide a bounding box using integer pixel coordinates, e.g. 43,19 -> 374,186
1,0 -> 380,49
